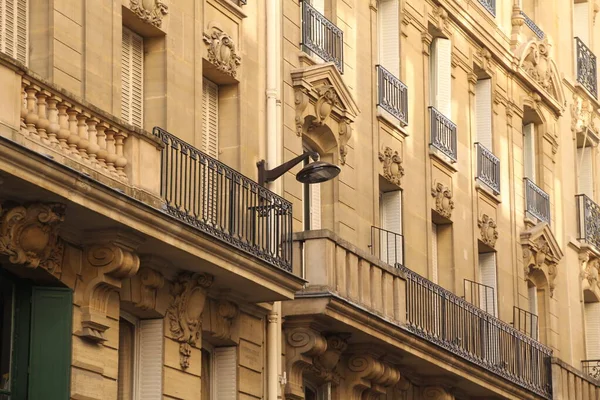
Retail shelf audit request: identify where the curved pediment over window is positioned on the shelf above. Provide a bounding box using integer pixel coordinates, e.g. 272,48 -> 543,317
516,38 -> 566,115
291,62 -> 360,165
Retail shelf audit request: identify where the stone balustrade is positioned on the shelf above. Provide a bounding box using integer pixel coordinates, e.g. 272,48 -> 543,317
292,229 -> 407,324
552,358 -> 600,399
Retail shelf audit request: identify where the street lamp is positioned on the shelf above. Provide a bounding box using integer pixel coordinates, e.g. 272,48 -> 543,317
257,151 -> 341,187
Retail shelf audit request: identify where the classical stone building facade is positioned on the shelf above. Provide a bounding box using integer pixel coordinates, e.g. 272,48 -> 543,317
0,0 -> 599,399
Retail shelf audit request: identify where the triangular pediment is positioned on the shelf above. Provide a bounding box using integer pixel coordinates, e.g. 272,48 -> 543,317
291,62 -> 360,120
520,222 -> 564,263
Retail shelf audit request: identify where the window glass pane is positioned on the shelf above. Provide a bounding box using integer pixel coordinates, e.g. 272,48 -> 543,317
0,277 -> 14,397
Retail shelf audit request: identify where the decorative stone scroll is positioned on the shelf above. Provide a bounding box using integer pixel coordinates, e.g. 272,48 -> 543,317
431,182 -> 455,219
521,223 -> 563,297
478,214 -> 498,248
166,271 -> 214,369
379,147 -> 404,187
130,0 -> 168,28
0,202 -> 66,274
344,351 -> 402,399
203,26 -> 242,78
203,298 -> 239,341
580,252 -> 600,299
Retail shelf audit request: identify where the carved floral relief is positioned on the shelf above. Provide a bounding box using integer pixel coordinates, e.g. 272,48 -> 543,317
130,0 -> 168,28
379,147 -> 404,186
431,182 -> 455,219
478,214 -> 499,248
203,27 -> 242,78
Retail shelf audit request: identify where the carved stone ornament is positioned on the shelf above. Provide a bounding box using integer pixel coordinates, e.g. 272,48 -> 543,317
130,0 -> 168,28
571,92 -> 599,137
422,385 -> 454,400
520,223 -> 563,297
203,27 -> 241,78
431,182 -> 455,219
517,38 -> 566,108
124,266 -> 165,311
478,214 -> 498,248
580,252 -> 600,297
204,298 -> 239,341
432,6 -> 451,34
309,334 -> 349,385
344,352 -> 402,399
0,202 -> 65,274
166,271 -> 214,369
477,47 -> 493,73
379,147 -> 404,186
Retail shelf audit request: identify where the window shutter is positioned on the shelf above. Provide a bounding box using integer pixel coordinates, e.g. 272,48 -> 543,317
574,2 -> 590,44
475,79 -> 493,150
28,287 -> 72,400
585,301 -> 600,358
431,223 -> 438,284
478,252 -> 497,316
378,0 -> 400,77
431,38 -> 452,117
523,123 -> 536,181
381,190 -> 403,265
121,27 -> 144,129
202,78 -> 219,159
214,347 -> 237,400
578,146 -> 594,198
0,0 -> 28,64
139,319 -> 163,400
309,183 -> 321,230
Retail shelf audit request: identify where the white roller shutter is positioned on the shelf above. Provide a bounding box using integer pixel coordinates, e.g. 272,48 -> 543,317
523,123 -> 536,181
214,347 -> 237,400
578,146 -> 594,198
0,0 -> 28,64
528,284 -> 538,316
432,223 -> 438,284
378,0 -> 400,77
479,252 -> 497,316
122,27 -> 144,128
574,2 -> 590,45
202,78 -> 219,159
381,190 -> 403,265
475,79 -> 493,150
311,0 -> 324,13
431,38 -> 452,117
309,183 -> 321,230
585,301 -> 600,358
138,319 -> 163,400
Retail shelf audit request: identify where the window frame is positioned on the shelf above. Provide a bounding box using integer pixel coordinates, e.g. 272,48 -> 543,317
118,311 -> 141,400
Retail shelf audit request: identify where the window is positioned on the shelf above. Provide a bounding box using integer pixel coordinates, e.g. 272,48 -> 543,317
0,0 -> 28,65
573,1 -> 590,44
378,0 -> 400,77
303,145 -> 321,231
201,344 -> 237,400
585,301 -> 600,358
202,78 -> 219,159
478,252 -> 498,316
577,146 -> 594,198
431,222 -> 439,284
379,190 -> 403,265
475,79 -> 493,150
528,282 -> 540,338
117,313 -> 163,400
523,123 -> 536,181
304,381 -> 331,400
121,27 -> 144,128
430,38 -> 452,117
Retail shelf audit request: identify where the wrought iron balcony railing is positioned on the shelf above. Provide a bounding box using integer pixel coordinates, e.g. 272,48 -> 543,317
478,0 -> 496,16
576,194 -> 600,250
575,37 -> 598,99
513,306 -> 539,341
400,264 -> 553,399
463,279 -> 496,316
369,225 -> 404,267
376,65 -> 408,126
519,11 -> 545,39
301,0 -> 344,73
476,143 -> 501,194
429,106 -> 457,162
582,360 -> 600,380
525,178 -> 551,224
153,127 -> 293,272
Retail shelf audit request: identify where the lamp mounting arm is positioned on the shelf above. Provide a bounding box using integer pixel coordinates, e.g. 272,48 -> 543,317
257,151 -> 319,186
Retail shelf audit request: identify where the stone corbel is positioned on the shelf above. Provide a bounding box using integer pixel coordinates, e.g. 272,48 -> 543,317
510,5 -> 525,50
295,88 -> 310,137
284,327 -> 328,400
422,385 -> 455,399
310,334 -> 350,385
79,231 -> 144,342
344,352 -> 401,400
120,256 -> 166,313
432,6 -> 451,36
166,271 -> 214,369
580,252 -> 600,298
338,117 -> 352,165
0,202 -> 66,274
203,298 -> 239,341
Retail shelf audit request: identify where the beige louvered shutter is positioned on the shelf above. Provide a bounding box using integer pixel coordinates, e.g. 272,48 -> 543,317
479,252 -> 497,316
378,0 -> 400,77
138,319 -> 163,400
202,78 -> 219,159
585,302 -> 600,358
431,223 -> 438,284
121,27 -> 144,128
214,347 -> 237,400
574,2 -> 590,45
0,0 -> 28,64
475,79 -> 493,150
381,190 -> 403,265
309,183 -> 321,230
523,123 -> 536,181
431,38 -> 452,117
578,146 -> 594,198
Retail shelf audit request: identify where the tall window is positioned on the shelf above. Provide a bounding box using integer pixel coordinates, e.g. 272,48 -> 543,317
201,344 -> 237,400
379,190 -> 403,265
577,145 -> 594,198
303,145 -> 321,231
378,0 -> 400,77
573,1 -> 590,44
585,301 -> 600,358
430,38 -> 452,117
431,222 -> 439,284
121,27 -> 144,128
478,252 -> 498,316
0,0 -> 28,64
528,281 -> 541,339
202,78 -> 219,159
523,123 -> 536,181
475,79 -> 493,150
